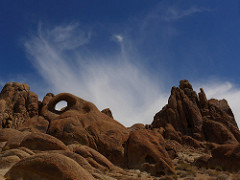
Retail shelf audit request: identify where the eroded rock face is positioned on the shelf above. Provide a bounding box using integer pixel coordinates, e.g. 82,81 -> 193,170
126,129 -> 175,176
151,80 -> 240,145
0,82 -> 41,130
20,132 -> 68,151
0,128 -> 30,150
4,153 -> 94,180
101,108 -> 113,119
44,93 -> 129,167
0,148 -> 33,169
208,144 -> 240,171
68,144 -> 114,171
152,80 -> 203,138
18,116 -> 49,133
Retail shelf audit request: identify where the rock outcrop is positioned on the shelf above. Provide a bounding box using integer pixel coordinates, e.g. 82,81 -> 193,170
126,129 -> 175,176
4,153 -> 94,180
20,132 -> 69,151
152,80 -> 240,145
208,143 -> 240,171
1,80 -> 240,179
101,108 -> 113,119
68,144 -> 114,171
44,93 -> 129,167
0,128 -> 29,150
0,82 -> 176,178
0,82 -> 39,129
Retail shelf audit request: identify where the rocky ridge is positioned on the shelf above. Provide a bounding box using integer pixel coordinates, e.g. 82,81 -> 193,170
0,80 -> 240,180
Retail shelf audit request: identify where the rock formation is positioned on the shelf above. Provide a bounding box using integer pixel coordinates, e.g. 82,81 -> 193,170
43,93 -> 129,167
0,82 -> 176,179
5,153 -> 95,180
126,129 -> 175,176
152,80 -> 240,145
0,80 -> 240,179
0,82 -> 47,132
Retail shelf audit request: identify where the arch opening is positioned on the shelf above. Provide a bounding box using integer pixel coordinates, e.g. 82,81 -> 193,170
47,93 -> 77,114
55,100 -> 68,111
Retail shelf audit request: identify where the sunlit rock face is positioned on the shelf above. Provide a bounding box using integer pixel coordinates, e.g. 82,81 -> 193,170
0,82 -> 40,130
126,128 -> 175,176
43,93 -> 129,167
152,80 -> 240,145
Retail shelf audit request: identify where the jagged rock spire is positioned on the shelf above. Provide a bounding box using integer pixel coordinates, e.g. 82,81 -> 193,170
152,80 -> 240,144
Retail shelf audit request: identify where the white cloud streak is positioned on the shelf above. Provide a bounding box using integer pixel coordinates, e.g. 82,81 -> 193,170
24,23 -> 168,127
113,34 -> 123,43
23,7 -> 239,128
140,1 -> 213,33
38,23 -> 90,50
162,6 -> 212,21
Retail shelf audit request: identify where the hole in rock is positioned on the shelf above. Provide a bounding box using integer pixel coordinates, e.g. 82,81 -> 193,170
55,100 -> 68,111
145,155 -> 156,164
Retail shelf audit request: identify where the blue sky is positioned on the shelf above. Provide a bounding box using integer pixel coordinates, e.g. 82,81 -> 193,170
1,0 -> 240,126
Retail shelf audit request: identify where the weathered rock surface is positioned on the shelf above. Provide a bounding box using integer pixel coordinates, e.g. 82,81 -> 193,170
51,151 -> 95,173
193,154 -> 211,168
126,129 -> 175,176
1,148 -> 31,159
128,123 -> 145,132
101,108 -> 113,119
150,80 -> 240,173
0,128 -> 29,150
208,143 -> 240,171
45,93 -> 129,166
165,140 -> 182,160
0,148 -> 33,169
182,135 -> 201,148
19,116 -> 49,133
163,123 -> 182,143
152,80 -> 240,145
20,132 -> 68,151
0,128 -> 24,143
0,82 -> 39,129
0,155 -> 21,169
68,144 -> 115,174
4,153 -> 94,180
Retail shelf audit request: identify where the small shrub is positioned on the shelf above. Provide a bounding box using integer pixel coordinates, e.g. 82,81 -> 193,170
102,176 -> 108,180
207,169 -> 219,177
176,162 -> 191,171
172,174 -> 178,180
215,165 -> 223,172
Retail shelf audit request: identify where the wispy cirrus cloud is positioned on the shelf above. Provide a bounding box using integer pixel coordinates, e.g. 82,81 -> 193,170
162,6 -> 212,21
24,23 -> 168,127
37,23 -> 91,50
23,1 -> 240,128
141,2 -> 212,27
113,34 -> 123,43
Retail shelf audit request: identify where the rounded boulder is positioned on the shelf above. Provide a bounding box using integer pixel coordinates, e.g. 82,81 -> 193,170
4,153 -> 94,180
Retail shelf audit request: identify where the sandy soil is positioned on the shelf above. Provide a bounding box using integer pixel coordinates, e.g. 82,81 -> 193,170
0,168 -> 8,180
